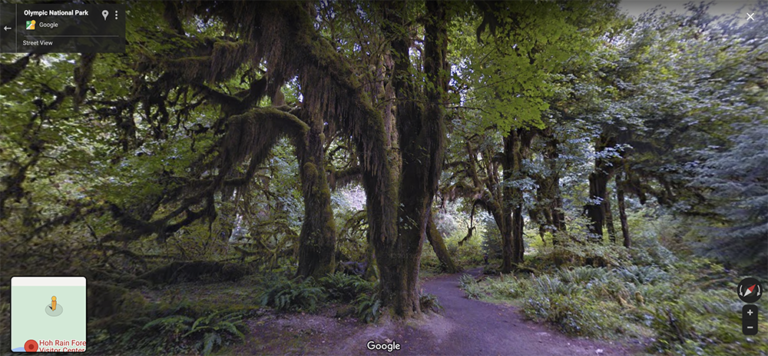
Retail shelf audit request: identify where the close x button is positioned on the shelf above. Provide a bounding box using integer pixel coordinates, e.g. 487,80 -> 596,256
742,305 -> 758,335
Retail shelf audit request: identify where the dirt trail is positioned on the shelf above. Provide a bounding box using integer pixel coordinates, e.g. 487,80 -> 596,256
232,268 -> 641,355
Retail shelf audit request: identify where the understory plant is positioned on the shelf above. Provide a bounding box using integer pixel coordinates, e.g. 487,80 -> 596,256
469,241 -> 768,354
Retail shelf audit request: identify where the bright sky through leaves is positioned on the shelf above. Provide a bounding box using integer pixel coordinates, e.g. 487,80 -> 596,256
621,0 -> 760,22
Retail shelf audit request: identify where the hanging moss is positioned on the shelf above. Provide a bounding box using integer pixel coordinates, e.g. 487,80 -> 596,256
135,32 -> 255,85
217,108 -> 308,186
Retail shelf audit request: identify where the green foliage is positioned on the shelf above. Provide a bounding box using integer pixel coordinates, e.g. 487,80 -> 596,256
525,294 -> 613,337
419,292 -> 443,314
318,272 -> 374,303
353,291 -> 382,324
141,311 -> 246,356
691,122 -> 768,272
451,1 -> 619,133
2,3 -> 766,355
530,275 -> 580,297
458,274 -> 482,299
533,241 -> 633,269
610,265 -> 669,285
555,266 -> 607,284
257,276 -> 325,313
485,273 -> 530,300
648,303 -> 697,350
469,244 -> 768,353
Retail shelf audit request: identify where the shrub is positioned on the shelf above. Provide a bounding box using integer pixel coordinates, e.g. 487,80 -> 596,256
524,294 -> 610,337
556,266 -> 607,284
141,311 -> 246,356
485,276 -> 528,299
319,272 -> 374,303
419,292 -> 443,313
611,265 -> 670,285
257,276 -> 325,312
649,303 -> 697,350
459,274 -> 481,299
534,242 -> 633,270
530,275 -> 579,296
353,291 -> 382,323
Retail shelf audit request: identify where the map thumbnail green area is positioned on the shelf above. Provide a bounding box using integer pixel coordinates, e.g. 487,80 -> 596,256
11,286 -> 86,351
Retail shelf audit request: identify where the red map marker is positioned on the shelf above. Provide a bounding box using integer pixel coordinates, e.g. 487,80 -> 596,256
24,339 -> 38,352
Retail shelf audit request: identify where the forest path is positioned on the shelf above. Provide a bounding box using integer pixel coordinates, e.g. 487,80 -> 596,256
229,268 -> 641,355
375,267 -> 638,356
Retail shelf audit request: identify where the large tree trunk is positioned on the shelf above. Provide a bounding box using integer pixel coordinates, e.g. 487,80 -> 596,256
495,208 -> 515,273
426,213 -> 460,273
605,187 -> 617,244
584,134 -> 616,242
296,112 -> 337,279
369,0 -> 448,317
540,130 -> 566,245
363,230 -> 378,280
513,205 -> 525,263
533,185 -> 552,246
500,129 -> 533,272
617,172 -> 631,248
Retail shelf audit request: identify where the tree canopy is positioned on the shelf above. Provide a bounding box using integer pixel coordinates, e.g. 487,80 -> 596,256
2,0 -> 766,326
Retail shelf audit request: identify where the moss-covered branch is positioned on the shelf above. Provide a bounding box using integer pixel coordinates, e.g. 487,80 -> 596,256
0,55 -> 32,86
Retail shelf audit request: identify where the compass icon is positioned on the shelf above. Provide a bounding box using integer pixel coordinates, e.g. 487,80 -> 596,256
737,278 -> 762,303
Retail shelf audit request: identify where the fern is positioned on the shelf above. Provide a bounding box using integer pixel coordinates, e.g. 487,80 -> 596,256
557,266 -> 606,284
419,292 -> 443,313
354,292 -> 382,323
142,315 -> 195,340
319,272 -> 374,302
142,311 -> 246,356
459,274 -> 482,299
531,275 -> 579,296
257,276 -> 326,312
612,265 -> 670,285
201,332 -> 221,356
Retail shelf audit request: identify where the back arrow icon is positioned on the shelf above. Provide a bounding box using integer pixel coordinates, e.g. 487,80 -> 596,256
3,26 -> 10,31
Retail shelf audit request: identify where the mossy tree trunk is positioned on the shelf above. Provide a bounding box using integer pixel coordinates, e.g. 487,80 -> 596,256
605,187 -> 617,244
295,111 -> 337,279
547,135 -> 567,235
367,0 -> 448,317
500,129 -> 534,272
536,130 -> 566,245
426,212 -> 460,273
617,171 -> 631,248
584,134 -> 617,242
240,1 -> 448,317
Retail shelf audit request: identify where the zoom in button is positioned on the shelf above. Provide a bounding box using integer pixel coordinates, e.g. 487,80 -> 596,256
743,305 -> 758,335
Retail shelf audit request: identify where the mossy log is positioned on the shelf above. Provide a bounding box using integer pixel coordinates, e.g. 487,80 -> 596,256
138,261 -> 252,285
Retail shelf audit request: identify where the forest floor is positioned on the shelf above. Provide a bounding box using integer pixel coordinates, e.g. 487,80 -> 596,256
224,268 -> 645,355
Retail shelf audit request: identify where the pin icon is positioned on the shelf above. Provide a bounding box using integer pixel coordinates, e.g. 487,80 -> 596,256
102,10 -> 109,20
51,296 -> 56,311
25,340 -> 38,352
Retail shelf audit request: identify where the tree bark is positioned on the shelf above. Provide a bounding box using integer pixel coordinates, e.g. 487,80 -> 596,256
296,112 -> 337,279
605,187 -> 617,244
500,129 -> 533,272
488,204 -> 513,272
584,134 -> 616,242
617,172 -> 631,248
363,230 -> 378,280
368,0 -> 448,317
539,130 -> 566,245
426,213 -> 460,273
